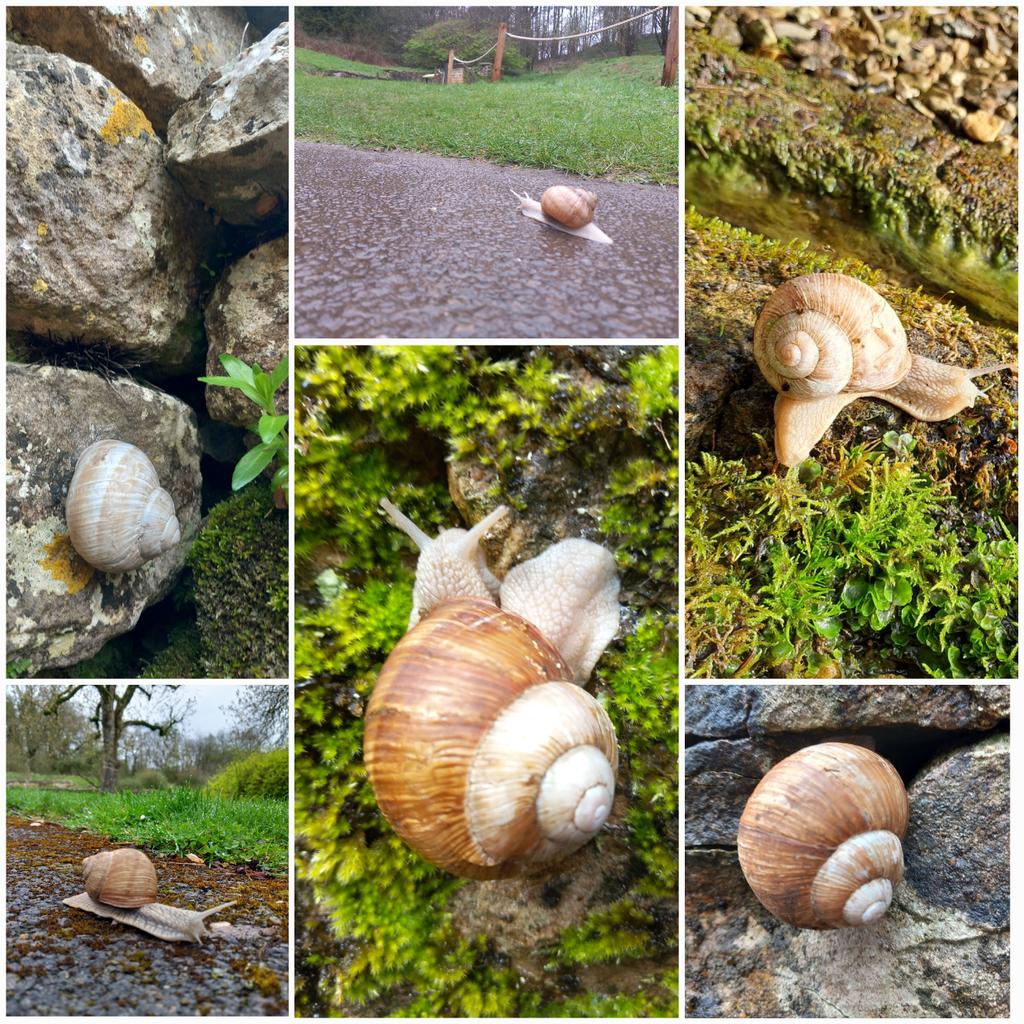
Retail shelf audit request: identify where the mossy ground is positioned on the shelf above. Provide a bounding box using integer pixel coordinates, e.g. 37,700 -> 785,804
294,345 -> 678,1017
686,30 -> 1017,322
685,211 -> 1018,680
187,484 -> 288,679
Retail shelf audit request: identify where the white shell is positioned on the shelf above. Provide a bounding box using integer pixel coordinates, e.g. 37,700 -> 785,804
66,440 -> 180,573
511,189 -> 613,245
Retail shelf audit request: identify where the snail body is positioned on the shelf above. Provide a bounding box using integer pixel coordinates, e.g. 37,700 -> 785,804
754,273 -> 1014,466
365,499 -> 621,879
65,440 -> 181,572
511,188 -> 612,245
64,848 -> 234,943
737,742 -> 908,929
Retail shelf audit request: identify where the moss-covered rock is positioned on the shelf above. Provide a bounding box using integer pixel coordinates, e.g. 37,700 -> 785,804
686,31 -> 1017,322
294,346 -> 678,1017
188,484 -> 288,678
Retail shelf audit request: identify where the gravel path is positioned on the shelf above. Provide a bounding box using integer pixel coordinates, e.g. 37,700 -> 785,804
295,143 -> 679,339
6,816 -> 288,1016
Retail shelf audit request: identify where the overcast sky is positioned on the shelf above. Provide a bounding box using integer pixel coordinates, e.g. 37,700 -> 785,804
180,684 -> 245,738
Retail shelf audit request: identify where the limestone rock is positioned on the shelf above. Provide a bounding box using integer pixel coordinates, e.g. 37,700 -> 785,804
204,236 -> 288,426
684,683 -> 754,737
167,23 -> 288,225
749,683 -> 1009,734
6,364 -> 202,674
5,43 -> 214,373
8,5 -> 252,135
963,109 -> 1006,142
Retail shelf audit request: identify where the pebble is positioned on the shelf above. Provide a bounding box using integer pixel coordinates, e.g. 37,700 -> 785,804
774,20 -> 818,42
962,109 -> 1006,142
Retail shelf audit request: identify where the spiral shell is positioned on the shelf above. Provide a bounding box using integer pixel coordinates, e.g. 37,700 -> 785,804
737,742 -> 908,929
541,186 -> 598,229
753,274 -> 911,400
66,440 -> 180,573
83,849 -> 158,908
364,597 -> 618,879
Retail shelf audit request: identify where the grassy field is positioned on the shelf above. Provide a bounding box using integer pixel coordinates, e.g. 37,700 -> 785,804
295,53 -> 678,184
295,46 -> 416,77
7,785 -> 288,874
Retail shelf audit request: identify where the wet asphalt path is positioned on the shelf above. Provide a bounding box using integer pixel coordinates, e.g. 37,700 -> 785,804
6,816 -> 288,1016
295,143 -> 679,339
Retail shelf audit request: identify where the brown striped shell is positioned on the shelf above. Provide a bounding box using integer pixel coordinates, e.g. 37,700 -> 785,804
83,849 -> 158,908
737,742 -> 908,929
363,597 -> 618,879
541,186 -> 598,229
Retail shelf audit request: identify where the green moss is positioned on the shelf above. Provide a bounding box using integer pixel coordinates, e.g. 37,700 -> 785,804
294,346 -> 678,1016
140,622 -> 202,679
187,484 -> 288,678
686,449 -> 1018,678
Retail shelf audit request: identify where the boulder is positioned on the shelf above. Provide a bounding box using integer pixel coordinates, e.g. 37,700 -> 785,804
167,23 -> 288,225
749,683 -> 1010,734
204,235 -> 288,426
7,5 -> 252,135
6,364 -> 202,674
6,43 -> 214,373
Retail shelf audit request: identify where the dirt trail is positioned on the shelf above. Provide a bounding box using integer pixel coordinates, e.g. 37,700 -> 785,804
6,816 -> 287,1016
295,143 -> 679,338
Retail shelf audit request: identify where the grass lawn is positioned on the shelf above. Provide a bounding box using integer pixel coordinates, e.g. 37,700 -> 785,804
7,785 -> 288,874
295,46 -> 417,77
295,53 -> 678,184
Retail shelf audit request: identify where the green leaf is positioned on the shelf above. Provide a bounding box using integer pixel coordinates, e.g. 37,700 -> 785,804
892,578 -> 913,606
869,579 -> 893,610
270,464 -> 289,492
258,414 -> 289,444
813,616 -> 841,640
269,354 -> 289,392
869,605 -> 894,630
841,577 -> 868,608
768,637 -> 794,663
219,353 -> 256,385
232,443 -> 275,490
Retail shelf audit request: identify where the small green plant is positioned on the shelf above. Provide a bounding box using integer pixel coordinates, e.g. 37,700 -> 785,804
199,354 -> 289,493
206,748 -> 289,801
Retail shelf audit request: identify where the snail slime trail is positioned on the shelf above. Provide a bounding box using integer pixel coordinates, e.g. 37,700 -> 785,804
365,499 -> 621,878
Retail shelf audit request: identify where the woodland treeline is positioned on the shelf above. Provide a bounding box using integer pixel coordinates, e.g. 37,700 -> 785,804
6,684 -> 287,788
297,5 -> 671,63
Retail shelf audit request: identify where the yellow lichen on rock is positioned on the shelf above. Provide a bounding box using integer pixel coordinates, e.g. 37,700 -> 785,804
100,97 -> 154,145
37,223 -> 48,238
133,34 -> 149,57
41,534 -> 94,595
32,278 -> 48,293
192,44 -> 204,64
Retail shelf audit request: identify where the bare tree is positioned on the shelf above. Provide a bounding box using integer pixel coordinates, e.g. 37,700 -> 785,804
44,685 -> 187,792
227,685 -> 289,748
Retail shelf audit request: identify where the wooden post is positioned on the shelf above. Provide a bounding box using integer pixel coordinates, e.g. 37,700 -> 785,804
661,6 -> 679,87
447,48 -> 454,85
491,22 -> 507,82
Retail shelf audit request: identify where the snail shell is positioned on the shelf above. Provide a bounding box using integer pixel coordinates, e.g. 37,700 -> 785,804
541,186 -> 598,229
364,597 -> 618,879
369,499 -> 622,878
753,273 -> 1015,465
67,849 -> 235,943
83,848 -> 157,908
737,742 -> 908,929
66,440 -> 181,573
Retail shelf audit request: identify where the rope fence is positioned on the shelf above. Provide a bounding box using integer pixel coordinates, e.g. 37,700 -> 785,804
504,6 -> 667,43
452,42 -> 497,65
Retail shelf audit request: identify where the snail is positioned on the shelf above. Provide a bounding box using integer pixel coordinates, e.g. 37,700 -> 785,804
511,186 -> 613,244
363,498 -> 622,879
753,273 -> 1015,466
737,742 -> 909,929
65,439 -> 181,572
63,848 -> 235,944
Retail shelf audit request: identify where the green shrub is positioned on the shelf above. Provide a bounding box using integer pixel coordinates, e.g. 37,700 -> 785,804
402,19 -> 526,71
121,768 -> 170,791
206,748 -> 288,801
187,484 -> 288,678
